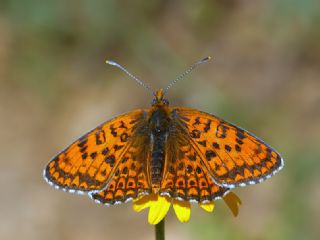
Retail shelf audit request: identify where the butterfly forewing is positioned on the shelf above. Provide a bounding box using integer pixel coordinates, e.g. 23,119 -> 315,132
173,107 -> 284,188
44,109 -> 148,193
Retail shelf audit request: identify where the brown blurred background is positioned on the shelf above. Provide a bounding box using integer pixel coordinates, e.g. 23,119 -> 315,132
1,0 -> 320,239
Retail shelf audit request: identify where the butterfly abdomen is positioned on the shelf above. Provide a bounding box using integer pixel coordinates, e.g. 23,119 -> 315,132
149,107 -> 170,189
150,134 -> 166,188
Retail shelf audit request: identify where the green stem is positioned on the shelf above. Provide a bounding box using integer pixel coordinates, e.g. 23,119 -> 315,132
155,218 -> 165,240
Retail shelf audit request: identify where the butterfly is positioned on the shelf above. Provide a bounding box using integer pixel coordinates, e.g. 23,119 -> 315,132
43,57 -> 284,205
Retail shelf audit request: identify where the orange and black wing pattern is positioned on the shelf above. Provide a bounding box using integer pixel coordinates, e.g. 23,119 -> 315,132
89,136 -> 152,205
43,109 -> 150,195
160,132 -> 229,202
173,107 -> 284,188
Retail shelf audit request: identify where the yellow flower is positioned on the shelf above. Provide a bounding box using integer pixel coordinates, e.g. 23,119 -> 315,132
133,192 -> 241,225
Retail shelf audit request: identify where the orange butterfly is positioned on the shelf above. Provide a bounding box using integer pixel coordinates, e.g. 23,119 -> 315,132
44,57 -> 284,205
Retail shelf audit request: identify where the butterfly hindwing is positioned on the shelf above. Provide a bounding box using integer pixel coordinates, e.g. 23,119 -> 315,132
44,109 -> 148,193
173,107 -> 284,188
159,122 -> 229,202
90,136 -> 152,205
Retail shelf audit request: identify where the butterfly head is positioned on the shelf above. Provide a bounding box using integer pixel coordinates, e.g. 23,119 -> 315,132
152,89 -> 169,106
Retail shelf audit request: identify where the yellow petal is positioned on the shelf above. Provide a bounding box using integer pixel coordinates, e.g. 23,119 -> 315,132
173,200 -> 191,223
223,192 -> 242,217
199,202 -> 215,212
148,195 -> 171,225
132,194 -> 156,212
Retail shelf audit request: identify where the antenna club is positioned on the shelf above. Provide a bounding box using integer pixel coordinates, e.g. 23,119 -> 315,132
200,56 -> 212,63
105,60 -> 117,66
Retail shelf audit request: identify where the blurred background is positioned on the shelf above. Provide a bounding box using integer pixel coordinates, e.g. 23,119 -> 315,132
0,0 -> 319,239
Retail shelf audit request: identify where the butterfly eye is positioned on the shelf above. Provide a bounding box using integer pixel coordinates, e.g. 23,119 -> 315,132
162,99 -> 169,105
151,98 -> 169,106
151,99 -> 158,105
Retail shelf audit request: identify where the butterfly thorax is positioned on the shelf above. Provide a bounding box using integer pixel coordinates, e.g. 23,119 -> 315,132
149,91 -> 171,191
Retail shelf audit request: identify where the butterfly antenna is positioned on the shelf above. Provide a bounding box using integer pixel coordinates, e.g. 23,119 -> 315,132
164,56 -> 212,93
106,60 -> 155,97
